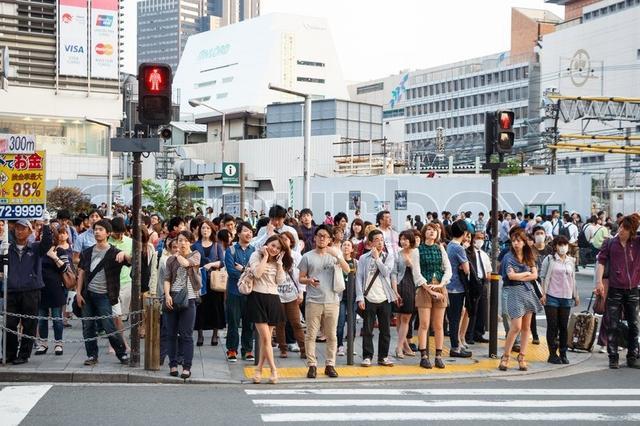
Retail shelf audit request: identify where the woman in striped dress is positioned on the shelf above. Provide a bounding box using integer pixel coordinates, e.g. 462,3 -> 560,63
499,227 -> 543,371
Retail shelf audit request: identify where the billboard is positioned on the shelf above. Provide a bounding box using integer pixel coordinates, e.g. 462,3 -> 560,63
90,0 -> 118,79
58,0 -> 88,77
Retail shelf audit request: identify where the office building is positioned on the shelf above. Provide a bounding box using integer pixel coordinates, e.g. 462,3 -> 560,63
349,8 -> 562,167
137,0 -> 259,72
541,0 -> 640,188
0,0 -> 123,187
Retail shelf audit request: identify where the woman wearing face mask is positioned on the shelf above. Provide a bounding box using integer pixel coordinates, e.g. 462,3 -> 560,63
539,235 -> 580,364
248,235 -> 290,384
530,225 -> 553,345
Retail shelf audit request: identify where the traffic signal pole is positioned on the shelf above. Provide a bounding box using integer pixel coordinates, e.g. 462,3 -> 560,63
130,150 -> 143,367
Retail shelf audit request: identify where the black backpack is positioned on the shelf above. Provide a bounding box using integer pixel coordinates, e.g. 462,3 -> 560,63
577,224 -> 590,248
558,221 -> 571,239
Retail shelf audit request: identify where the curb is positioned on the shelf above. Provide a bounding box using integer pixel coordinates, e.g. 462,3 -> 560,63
0,351 -> 593,385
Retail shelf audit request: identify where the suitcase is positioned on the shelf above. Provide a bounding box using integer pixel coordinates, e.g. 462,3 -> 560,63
567,293 -> 599,352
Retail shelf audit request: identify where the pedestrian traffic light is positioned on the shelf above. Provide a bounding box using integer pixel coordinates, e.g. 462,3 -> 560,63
484,111 -> 496,156
138,63 -> 172,126
494,110 -> 515,154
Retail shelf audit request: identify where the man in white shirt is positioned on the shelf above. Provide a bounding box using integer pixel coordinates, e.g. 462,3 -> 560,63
376,210 -> 399,262
251,205 -> 299,249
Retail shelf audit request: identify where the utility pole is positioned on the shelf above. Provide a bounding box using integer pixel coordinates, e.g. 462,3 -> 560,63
130,150 -> 142,366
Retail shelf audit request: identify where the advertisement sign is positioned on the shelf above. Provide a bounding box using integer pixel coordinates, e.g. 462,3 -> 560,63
58,0 -> 88,77
0,134 -> 36,154
90,0 -> 118,79
0,151 -> 47,219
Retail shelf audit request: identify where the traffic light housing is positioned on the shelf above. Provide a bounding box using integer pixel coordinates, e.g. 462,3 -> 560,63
138,63 -> 172,126
495,110 -> 515,154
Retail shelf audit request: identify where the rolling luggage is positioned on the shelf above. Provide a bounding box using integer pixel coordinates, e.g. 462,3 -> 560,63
567,293 -> 599,352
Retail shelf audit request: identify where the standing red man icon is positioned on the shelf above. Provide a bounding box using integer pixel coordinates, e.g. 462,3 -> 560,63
148,68 -> 162,91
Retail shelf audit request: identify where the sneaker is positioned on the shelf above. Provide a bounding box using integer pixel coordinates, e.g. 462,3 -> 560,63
434,356 -> 445,369
84,356 -> 98,366
288,343 -> 300,353
609,357 -> 620,369
547,354 -> 562,364
378,357 -> 394,367
118,354 -> 129,364
243,352 -> 255,361
361,358 -> 372,367
226,350 -> 238,362
337,346 -> 345,357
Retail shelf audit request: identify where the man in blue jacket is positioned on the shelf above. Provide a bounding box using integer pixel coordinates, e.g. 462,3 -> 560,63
224,221 -> 255,362
4,215 -> 52,364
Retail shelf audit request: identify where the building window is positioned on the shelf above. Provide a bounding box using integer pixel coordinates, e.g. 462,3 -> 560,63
297,60 -> 325,67
297,77 -> 325,84
216,93 -> 228,99
356,82 -> 383,94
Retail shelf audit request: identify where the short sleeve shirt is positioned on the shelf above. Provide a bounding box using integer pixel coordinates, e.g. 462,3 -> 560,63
298,250 -> 339,304
446,241 -> 468,293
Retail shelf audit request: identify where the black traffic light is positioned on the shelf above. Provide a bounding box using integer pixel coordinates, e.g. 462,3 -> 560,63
484,111 -> 496,156
138,63 -> 172,126
495,110 -> 515,154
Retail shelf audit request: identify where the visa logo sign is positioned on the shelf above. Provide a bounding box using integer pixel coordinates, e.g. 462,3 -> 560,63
64,45 -> 85,53
96,15 -> 113,27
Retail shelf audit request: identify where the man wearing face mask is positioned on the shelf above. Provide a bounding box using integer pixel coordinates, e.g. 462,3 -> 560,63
531,226 -> 553,345
464,231 -> 493,344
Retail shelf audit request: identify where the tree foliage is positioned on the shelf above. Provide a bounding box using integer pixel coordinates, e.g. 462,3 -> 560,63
47,186 -> 92,214
132,179 -> 205,219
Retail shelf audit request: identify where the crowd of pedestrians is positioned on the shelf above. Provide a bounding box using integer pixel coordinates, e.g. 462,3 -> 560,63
1,202 -> 638,379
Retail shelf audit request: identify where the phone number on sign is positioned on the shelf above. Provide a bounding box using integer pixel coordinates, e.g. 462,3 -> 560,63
0,204 -> 45,219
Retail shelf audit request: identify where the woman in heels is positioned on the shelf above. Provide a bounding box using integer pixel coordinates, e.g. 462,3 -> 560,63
247,235 -> 290,384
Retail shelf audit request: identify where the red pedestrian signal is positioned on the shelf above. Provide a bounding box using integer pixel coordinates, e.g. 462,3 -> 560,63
494,110 -> 515,154
138,63 -> 172,126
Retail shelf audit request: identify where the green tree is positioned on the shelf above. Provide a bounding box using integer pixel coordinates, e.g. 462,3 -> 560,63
126,179 -> 205,218
47,186 -> 91,214
499,158 -> 522,176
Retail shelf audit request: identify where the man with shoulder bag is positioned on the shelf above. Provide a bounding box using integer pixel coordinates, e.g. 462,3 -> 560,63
75,219 -> 131,366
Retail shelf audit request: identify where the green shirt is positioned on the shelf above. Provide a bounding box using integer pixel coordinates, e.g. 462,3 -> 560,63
418,243 -> 444,283
108,236 -> 132,285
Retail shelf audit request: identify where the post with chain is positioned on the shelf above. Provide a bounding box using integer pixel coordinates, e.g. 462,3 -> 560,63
130,151 -> 142,367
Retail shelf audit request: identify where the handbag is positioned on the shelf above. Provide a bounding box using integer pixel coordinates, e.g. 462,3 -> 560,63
167,286 -> 189,311
62,267 -> 77,290
333,265 -> 346,293
209,268 -> 228,292
237,267 -> 255,295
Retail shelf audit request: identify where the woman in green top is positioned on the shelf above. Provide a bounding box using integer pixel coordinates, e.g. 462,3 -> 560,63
416,223 -> 452,369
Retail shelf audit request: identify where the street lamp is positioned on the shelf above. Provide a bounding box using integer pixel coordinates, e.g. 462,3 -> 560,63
267,83 -> 312,209
189,99 -> 226,167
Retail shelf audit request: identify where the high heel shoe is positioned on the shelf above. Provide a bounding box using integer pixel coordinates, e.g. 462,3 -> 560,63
498,354 -> 510,371
169,367 -> 179,377
211,335 -> 219,346
196,335 -> 204,347
268,372 -> 279,384
394,349 -> 405,359
517,353 -> 528,371
252,369 -> 262,384
181,369 -> 191,380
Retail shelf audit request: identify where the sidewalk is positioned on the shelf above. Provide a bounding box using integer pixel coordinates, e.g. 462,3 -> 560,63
0,318 -> 592,384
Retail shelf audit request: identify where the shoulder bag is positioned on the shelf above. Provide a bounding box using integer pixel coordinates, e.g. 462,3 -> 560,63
333,263 -> 346,293
237,267 -> 255,295
210,267 -> 228,292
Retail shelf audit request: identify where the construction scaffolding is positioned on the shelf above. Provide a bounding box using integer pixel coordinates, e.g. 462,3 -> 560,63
333,137 -> 408,175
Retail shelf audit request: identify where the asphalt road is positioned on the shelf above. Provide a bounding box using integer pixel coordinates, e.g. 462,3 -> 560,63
2,367 -> 639,426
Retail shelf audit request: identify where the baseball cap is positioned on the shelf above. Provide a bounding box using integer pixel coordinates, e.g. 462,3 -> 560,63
15,219 -> 32,229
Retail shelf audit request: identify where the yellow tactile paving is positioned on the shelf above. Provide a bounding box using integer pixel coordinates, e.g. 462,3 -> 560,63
244,338 -> 552,379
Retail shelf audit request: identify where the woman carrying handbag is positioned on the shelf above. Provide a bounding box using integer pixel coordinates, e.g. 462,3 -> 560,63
164,230 -> 201,379
192,220 -> 226,347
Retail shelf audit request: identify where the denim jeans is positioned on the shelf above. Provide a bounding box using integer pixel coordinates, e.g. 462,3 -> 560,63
165,300 -> 197,369
82,291 -> 127,359
225,293 -> 254,355
38,306 -> 63,344
446,292 -> 465,350
337,299 -> 356,348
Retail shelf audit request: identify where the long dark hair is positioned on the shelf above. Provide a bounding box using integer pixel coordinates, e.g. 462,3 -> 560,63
198,219 -> 217,243
509,227 -> 536,267
263,234 -> 293,271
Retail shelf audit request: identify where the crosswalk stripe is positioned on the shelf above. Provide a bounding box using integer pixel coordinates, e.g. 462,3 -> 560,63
261,412 -> 640,422
246,388 -> 640,396
253,399 -> 640,408
0,385 -> 52,426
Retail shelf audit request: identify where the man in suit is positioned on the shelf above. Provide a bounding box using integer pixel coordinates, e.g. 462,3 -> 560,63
464,231 -> 492,344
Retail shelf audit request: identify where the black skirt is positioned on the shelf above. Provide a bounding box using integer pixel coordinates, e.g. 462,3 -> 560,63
393,267 -> 416,314
194,290 -> 226,330
247,292 -> 285,326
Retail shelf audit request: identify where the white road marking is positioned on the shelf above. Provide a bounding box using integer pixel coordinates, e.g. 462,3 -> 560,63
0,385 -> 52,426
253,399 -> 640,408
261,412 -> 640,422
246,388 -> 640,396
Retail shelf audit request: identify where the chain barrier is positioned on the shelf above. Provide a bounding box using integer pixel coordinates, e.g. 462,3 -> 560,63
0,319 -> 143,344
0,309 -> 145,322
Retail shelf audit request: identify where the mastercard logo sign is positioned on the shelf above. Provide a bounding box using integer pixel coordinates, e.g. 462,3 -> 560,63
62,13 -> 73,23
94,43 -> 113,56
